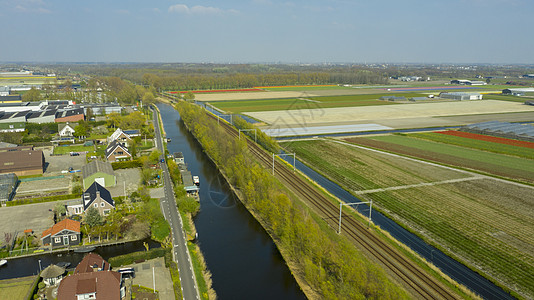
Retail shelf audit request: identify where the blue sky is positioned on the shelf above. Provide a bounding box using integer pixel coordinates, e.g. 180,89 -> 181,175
0,0 -> 533,63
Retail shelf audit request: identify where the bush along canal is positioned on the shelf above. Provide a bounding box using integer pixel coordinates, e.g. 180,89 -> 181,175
157,103 -> 306,300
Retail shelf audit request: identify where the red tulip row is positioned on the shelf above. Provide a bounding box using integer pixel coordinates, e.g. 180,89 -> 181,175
439,130 -> 534,149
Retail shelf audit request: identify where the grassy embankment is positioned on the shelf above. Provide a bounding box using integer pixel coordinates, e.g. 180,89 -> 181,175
284,138 -> 533,299
175,101 -> 411,299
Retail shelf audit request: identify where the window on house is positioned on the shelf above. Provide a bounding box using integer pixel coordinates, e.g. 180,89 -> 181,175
9,125 -> 14,129
101,202 -> 105,207
54,237 -> 61,243
117,151 -> 123,155
94,203 -> 98,208
104,209 -> 110,215
71,235 -> 77,241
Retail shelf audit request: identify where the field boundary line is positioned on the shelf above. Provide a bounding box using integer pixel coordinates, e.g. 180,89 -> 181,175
329,138 -> 534,191
354,177 -> 485,194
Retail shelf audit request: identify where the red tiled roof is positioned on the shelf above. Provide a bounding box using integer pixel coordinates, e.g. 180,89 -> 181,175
57,271 -> 121,300
41,218 -> 80,239
75,253 -> 111,274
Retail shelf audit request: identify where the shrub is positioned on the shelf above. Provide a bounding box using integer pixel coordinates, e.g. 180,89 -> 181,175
112,159 -> 142,170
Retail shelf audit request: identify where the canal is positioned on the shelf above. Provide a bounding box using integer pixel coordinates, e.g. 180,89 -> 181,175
0,239 -> 160,280
157,104 -> 306,300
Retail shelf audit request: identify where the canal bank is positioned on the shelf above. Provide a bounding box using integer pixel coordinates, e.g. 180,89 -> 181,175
157,103 -> 307,300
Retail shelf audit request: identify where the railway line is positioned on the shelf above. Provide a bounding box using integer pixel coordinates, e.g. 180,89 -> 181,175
202,110 -> 460,300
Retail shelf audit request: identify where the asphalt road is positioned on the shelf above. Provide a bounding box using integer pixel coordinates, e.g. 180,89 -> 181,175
152,106 -> 200,300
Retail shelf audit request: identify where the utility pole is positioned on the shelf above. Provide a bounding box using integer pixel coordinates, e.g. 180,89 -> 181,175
338,200 -> 373,234
238,129 -> 257,143
272,153 -> 296,175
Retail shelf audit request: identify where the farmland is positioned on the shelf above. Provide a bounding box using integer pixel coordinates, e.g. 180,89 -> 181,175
210,93 -> 422,113
345,134 -> 534,183
283,139 -> 534,298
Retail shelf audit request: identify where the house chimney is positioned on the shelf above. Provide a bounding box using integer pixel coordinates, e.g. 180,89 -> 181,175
96,190 -> 100,198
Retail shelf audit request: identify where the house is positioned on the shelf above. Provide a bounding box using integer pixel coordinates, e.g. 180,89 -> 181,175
67,182 -> 115,216
107,128 -> 132,146
40,264 -> 66,286
81,160 -> 116,189
55,108 -> 84,123
0,86 -> 8,96
0,146 -> 44,176
58,253 -> 126,300
58,122 -> 77,137
0,173 -> 18,206
74,253 -> 111,274
106,140 -> 132,162
41,218 -> 81,248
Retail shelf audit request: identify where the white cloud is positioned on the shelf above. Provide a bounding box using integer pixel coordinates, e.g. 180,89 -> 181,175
11,0 -> 51,13
168,4 -> 238,15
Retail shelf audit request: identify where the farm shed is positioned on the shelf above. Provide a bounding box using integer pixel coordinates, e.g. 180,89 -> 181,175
26,109 -> 57,124
0,146 -> 44,176
439,92 -> 482,100
81,160 -> 116,189
502,88 -> 534,96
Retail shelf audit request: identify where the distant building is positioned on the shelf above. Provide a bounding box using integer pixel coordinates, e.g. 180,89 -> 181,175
67,182 -> 115,217
55,108 -> 84,123
26,109 -> 57,124
0,173 -> 18,205
0,122 -> 25,132
439,92 -> 482,100
466,81 -> 487,85
0,110 -> 29,124
105,140 -> 131,162
0,95 -> 22,103
0,101 -> 44,113
0,86 -> 8,96
81,160 -> 116,189
0,146 -> 44,176
379,96 -> 406,101
409,97 -> 430,101
41,218 -> 81,249
502,88 -> 534,96
80,103 -> 122,115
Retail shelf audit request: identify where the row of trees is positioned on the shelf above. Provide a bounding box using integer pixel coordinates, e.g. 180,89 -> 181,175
176,102 -> 409,299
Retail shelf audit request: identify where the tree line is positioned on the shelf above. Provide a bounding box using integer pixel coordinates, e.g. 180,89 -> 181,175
176,102 -> 409,299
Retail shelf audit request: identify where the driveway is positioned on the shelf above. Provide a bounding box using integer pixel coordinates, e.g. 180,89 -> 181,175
122,257 -> 174,300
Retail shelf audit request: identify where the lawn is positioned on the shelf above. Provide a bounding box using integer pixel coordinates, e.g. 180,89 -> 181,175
283,139 -> 534,298
0,276 -> 37,300
53,145 -> 93,155
483,93 -> 529,102
349,134 -> 534,183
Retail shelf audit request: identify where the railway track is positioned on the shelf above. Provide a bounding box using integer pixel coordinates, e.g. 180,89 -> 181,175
202,111 -> 460,300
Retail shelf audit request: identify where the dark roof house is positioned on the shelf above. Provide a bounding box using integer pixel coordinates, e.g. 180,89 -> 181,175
0,146 -> 44,176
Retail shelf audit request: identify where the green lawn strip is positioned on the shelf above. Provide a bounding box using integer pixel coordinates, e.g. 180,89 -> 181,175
287,139 -> 531,298
168,261 -> 183,300
412,132 -> 534,159
53,145 -> 93,154
368,135 -> 534,173
186,242 -> 209,300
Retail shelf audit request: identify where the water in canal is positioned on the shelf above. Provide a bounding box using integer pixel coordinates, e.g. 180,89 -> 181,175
157,104 -> 306,300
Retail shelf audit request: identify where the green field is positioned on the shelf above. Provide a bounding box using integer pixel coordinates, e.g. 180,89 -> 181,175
210,93 -> 431,113
483,93 -> 530,102
0,276 -> 36,300
53,145 -> 94,154
413,132 -> 534,159
352,134 -> 534,183
283,139 -> 534,298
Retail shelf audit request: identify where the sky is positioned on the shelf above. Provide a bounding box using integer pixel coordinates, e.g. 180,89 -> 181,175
0,0 -> 533,64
